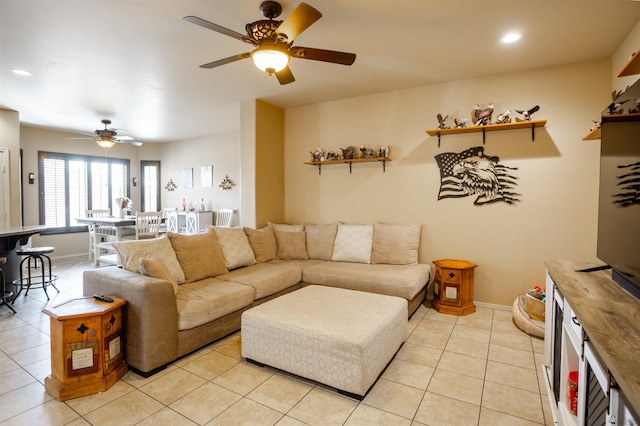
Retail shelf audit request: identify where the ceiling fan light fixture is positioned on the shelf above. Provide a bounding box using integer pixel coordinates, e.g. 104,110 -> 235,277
97,136 -> 115,149
251,45 -> 289,74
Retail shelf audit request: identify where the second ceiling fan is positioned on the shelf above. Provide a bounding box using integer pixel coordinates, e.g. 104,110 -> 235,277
184,1 -> 356,85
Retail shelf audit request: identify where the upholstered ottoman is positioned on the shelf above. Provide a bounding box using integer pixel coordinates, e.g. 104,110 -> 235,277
241,285 -> 407,399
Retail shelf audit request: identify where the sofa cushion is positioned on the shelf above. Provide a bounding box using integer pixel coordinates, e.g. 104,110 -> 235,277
176,278 -> 255,330
331,224 -> 373,264
167,230 -> 228,283
212,226 -> 257,269
268,259 -> 326,272
268,222 -> 304,232
275,230 -> 309,260
305,223 -> 338,260
216,263 -> 302,300
111,236 -> 186,284
302,261 -> 431,300
138,257 -> 179,295
371,223 -> 421,265
244,226 -> 277,263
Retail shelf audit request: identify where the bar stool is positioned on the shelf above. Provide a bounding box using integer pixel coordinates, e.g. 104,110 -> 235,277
0,257 -> 16,313
14,247 -> 59,300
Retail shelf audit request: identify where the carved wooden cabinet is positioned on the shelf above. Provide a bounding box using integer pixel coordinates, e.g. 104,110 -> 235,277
431,259 -> 477,315
43,295 -> 127,400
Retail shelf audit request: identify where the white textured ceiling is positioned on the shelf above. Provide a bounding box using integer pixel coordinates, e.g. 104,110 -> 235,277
1,0 -> 639,143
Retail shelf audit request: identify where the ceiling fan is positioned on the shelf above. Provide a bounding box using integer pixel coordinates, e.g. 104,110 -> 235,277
67,119 -> 142,148
183,1 -> 356,85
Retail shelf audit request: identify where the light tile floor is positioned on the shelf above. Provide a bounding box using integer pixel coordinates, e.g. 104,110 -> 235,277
0,255 -> 553,425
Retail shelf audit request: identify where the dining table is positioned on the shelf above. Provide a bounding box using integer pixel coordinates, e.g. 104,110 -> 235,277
0,225 -> 48,291
75,216 -> 137,241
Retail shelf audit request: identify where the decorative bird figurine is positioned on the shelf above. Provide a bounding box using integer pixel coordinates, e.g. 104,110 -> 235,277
454,117 -> 469,128
629,99 -> 640,114
515,105 -> 540,121
495,109 -> 511,124
473,103 -> 494,126
606,90 -> 630,115
437,113 -> 450,129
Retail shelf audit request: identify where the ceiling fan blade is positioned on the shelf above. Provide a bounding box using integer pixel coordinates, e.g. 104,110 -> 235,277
290,46 -> 356,65
115,135 -> 134,141
200,53 -> 251,69
183,16 -> 255,45
276,3 -> 322,41
275,66 -> 295,85
115,139 -> 143,147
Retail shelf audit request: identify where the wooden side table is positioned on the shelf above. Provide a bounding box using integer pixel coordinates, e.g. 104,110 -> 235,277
432,259 -> 478,316
43,295 -> 127,400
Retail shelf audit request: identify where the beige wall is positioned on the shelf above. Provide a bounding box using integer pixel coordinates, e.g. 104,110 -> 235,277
284,58 -> 611,306
613,18 -> 640,92
0,109 -> 20,227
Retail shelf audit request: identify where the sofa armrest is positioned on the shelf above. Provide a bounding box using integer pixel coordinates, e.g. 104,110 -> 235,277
83,268 -> 178,374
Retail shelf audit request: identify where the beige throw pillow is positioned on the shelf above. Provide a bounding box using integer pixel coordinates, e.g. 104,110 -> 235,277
371,223 -> 421,265
305,223 -> 338,260
211,226 -> 257,269
275,230 -> 309,260
331,224 -> 373,264
111,236 -> 185,284
268,222 -> 304,233
167,230 -> 228,282
139,258 -> 179,295
243,226 -> 277,263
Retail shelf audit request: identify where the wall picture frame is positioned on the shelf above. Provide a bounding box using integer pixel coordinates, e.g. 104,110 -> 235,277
201,165 -> 213,187
182,168 -> 193,189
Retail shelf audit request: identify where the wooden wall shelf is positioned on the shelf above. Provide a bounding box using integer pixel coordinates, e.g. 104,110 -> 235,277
617,47 -> 640,77
426,119 -> 547,146
602,112 -> 640,123
304,157 -> 390,175
582,127 -> 601,141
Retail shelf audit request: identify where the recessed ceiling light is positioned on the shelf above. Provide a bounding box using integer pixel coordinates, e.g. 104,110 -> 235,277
500,32 -> 522,44
12,69 -> 32,76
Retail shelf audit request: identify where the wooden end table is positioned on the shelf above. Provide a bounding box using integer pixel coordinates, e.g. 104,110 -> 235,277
432,259 -> 478,315
43,295 -> 127,400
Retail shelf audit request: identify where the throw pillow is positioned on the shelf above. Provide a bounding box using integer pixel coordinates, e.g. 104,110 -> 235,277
167,230 -> 228,282
371,222 -> 421,265
275,230 -> 309,260
138,257 -> 179,295
212,226 -> 257,269
111,236 -> 185,284
305,223 -> 338,260
243,226 -> 277,263
267,222 -> 304,233
331,224 -> 373,264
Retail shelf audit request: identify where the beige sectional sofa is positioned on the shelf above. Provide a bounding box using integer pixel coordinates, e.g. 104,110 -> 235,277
83,222 -> 431,376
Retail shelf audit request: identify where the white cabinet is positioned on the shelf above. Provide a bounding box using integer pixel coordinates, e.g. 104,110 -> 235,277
543,264 -> 640,426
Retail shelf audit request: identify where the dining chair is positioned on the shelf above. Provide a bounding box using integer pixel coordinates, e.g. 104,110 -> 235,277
166,209 -> 179,233
85,209 -> 111,261
215,209 -> 233,227
123,211 -> 163,240
184,211 -> 199,234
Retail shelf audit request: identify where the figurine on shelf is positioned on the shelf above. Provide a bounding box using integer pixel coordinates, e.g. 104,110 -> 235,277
515,105 -> 540,121
325,150 -> 339,161
630,99 -> 640,114
495,109 -> 511,124
454,118 -> 468,128
360,145 -> 376,158
340,146 -> 358,160
473,103 -> 494,126
200,198 -> 206,211
589,120 -> 601,132
437,113 -> 450,129
181,198 -> 186,211
378,145 -> 389,158
310,147 -> 324,162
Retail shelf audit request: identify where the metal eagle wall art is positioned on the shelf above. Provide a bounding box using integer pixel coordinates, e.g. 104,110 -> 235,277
434,146 -> 521,205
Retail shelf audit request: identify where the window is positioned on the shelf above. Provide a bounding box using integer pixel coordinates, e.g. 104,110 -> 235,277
38,151 -> 130,234
140,160 -> 161,212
